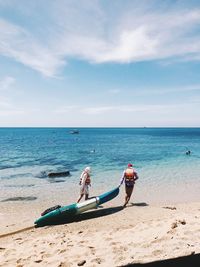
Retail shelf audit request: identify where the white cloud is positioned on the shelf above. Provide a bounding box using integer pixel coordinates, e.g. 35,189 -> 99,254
1,1 -> 200,76
46,102 -> 200,127
0,96 -> 12,108
83,106 -> 115,115
0,75 -> 25,117
55,105 -> 79,114
54,103 -> 186,115
0,96 -> 24,117
0,19 -> 65,77
0,109 -> 24,116
133,84 -> 200,96
0,76 -> 15,91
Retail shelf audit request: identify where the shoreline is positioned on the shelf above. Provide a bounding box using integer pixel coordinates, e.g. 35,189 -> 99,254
1,200 -> 200,266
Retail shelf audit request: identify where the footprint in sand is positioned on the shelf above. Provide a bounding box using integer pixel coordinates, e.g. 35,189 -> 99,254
3,248 -> 16,257
48,242 -> 55,246
91,257 -> 104,264
41,253 -> 51,259
183,230 -> 194,235
152,249 -> 163,256
105,237 -> 112,241
142,243 -> 151,248
112,245 -> 128,254
110,241 -> 120,246
88,246 -> 96,255
59,249 -> 67,254
16,258 -> 23,264
114,255 -> 126,264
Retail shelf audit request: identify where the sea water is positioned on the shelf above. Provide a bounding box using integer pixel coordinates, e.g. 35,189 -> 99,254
0,128 -> 200,204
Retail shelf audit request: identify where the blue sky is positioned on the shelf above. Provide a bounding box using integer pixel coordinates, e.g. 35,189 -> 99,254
0,0 -> 200,127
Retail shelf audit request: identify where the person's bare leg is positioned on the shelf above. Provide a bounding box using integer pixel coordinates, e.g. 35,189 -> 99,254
123,195 -> 130,207
123,186 -> 133,207
85,194 -> 89,200
124,195 -> 130,206
77,194 -> 84,203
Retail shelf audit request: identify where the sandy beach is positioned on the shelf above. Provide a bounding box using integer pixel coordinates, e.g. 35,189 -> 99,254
0,199 -> 200,267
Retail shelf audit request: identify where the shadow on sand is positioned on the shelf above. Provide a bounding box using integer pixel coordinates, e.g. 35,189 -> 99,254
120,253 -> 200,267
48,206 -> 124,226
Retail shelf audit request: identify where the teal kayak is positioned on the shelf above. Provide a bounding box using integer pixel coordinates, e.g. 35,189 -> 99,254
34,187 -> 119,227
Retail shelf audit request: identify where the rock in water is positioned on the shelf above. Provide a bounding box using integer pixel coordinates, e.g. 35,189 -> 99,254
48,171 -> 70,177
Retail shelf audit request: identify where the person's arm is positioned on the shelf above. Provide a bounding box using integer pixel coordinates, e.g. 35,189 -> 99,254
119,171 -> 125,186
89,175 -> 91,186
134,171 -> 139,181
79,174 -> 82,185
81,173 -> 87,186
79,172 -> 83,185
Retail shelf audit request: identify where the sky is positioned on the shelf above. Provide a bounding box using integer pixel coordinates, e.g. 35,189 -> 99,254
0,0 -> 200,127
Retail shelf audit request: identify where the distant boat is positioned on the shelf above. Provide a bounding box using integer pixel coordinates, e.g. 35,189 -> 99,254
69,129 -> 79,134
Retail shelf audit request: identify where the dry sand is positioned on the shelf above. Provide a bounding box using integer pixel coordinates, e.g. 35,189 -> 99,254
0,200 -> 200,267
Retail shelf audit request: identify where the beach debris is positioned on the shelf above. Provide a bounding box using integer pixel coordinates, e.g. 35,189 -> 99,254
170,219 -> 186,230
78,231 -> 83,234
0,247 -> 6,250
48,171 -> 70,178
162,206 -> 177,210
34,259 -> 42,263
171,222 -> 178,229
77,260 -> 86,266
58,262 -> 69,267
178,219 -> 186,225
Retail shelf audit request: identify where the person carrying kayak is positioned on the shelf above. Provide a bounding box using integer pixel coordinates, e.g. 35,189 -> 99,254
77,166 -> 91,202
119,163 -> 139,208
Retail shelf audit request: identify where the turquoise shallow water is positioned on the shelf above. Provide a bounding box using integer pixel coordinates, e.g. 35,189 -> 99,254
0,128 -> 200,204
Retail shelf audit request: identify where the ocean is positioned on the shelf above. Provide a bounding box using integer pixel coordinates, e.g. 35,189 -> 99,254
0,128 -> 200,204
